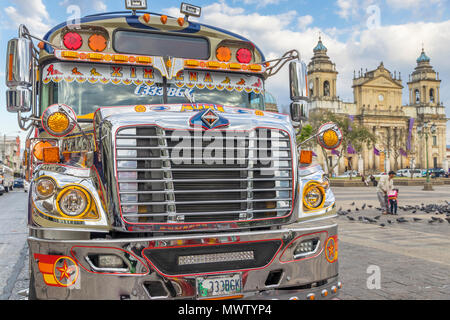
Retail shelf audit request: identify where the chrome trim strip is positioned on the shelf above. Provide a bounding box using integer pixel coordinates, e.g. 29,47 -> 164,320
28,223 -> 338,244
118,188 -> 292,194
120,198 -> 292,206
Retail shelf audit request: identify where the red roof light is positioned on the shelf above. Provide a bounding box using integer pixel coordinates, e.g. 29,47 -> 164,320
236,48 -> 252,64
63,32 -> 83,50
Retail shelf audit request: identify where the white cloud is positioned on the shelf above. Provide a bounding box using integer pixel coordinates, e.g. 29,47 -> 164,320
4,0 -> 51,37
297,15 -> 314,30
241,0 -> 285,8
336,0 -> 359,20
386,0 -> 444,9
59,0 -> 107,14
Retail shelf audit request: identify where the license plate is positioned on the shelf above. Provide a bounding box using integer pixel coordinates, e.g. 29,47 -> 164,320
196,274 -> 242,298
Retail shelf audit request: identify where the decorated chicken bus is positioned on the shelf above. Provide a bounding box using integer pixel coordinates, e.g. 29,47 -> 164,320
5,1 -> 343,300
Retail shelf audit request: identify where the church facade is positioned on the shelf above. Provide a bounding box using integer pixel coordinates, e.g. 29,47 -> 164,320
307,38 -> 447,175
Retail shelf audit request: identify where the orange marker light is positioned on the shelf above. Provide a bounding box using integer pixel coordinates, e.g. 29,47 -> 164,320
300,150 -> 313,164
88,34 -> 107,52
8,54 -> 13,81
228,63 -> 242,70
43,146 -> 60,163
33,141 -> 53,161
38,41 -> 45,50
177,17 -> 185,26
161,15 -> 168,24
185,59 -> 200,67
143,13 -> 150,23
216,46 -> 231,62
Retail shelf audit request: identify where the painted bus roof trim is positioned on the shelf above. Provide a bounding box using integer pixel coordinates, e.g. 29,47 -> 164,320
42,12 -> 265,61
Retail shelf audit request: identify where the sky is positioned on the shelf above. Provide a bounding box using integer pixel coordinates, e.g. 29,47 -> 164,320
1,0 -> 450,147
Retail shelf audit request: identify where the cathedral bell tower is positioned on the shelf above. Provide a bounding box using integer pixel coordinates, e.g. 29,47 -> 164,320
407,47 -> 441,106
307,37 -> 338,100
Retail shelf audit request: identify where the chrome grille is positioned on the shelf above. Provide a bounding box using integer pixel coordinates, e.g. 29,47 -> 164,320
115,126 -> 293,224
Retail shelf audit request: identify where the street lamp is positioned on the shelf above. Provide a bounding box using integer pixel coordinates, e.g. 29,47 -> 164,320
417,122 -> 436,190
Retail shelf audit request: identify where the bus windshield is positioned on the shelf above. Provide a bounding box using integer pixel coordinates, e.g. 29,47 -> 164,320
40,62 -> 265,115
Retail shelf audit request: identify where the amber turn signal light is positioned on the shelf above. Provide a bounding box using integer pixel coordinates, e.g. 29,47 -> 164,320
33,141 -> 53,161
300,150 -> 313,164
88,34 -> 107,52
43,146 -> 60,163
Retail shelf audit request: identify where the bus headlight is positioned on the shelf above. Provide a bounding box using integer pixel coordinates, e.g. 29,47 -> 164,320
303,181 -> 325,211
56,186 -> 91,218
35,177 -> 56,198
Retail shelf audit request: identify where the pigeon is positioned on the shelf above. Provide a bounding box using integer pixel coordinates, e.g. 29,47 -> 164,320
346,216 -> 355,221
362,204 -> 366,210
428,219 -> 435,224
387,219 -> 392,224
364,217 -> 377,223
368,205 -> 373,208
396,217 -> 408,223
438,218 -> 444,223
351,202 -> 355,206
413,218 -> 422,222
374,215 -> 381,220
347,209 -> 352,213
355,208 -> 359,211
412,210 -> 417,213
379,223 -> 385,227
431,216 -> 439,221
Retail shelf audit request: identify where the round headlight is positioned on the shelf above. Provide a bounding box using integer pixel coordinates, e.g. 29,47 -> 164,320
42,104 -> 77,137
303,182 -> 325,211
56,186 -> 91,218
35,177 -> 56,198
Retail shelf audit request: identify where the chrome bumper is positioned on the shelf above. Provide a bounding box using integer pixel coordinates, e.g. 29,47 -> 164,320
28,220 -> 339,300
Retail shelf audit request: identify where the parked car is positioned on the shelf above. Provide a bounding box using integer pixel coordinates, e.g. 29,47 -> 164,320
0,185 -> 5,196
424,168 -> 447,178
397,169 -> 423,178
337,170 -> 359,178
13,178 -> 24,188
372,172 -> 387,178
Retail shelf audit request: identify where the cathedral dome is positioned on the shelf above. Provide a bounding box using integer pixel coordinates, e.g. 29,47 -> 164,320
265,91 -> 277,105
416,48 -> 430,63
313,37 -> 327,52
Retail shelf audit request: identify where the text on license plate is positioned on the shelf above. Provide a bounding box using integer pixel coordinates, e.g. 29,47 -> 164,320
197,274 -> 242,298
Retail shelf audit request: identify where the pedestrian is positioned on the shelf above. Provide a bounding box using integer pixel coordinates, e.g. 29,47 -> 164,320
361,174 -> 369,186
376,171 -> 396,215
388,188 -> 399,215
369,174 -> 377,186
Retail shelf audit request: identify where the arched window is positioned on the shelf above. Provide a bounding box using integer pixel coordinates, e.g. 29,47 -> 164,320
415,89 -> 420,103
430,88 -> 434,103
323,80 -> 330,97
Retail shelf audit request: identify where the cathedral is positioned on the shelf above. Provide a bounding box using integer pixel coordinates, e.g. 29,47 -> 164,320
307,37 -> 447,175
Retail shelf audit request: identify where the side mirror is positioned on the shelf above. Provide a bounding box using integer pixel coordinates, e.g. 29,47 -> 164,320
289,60 -> 308,101
5,37 -> 33,113
289,101 -> 308,127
